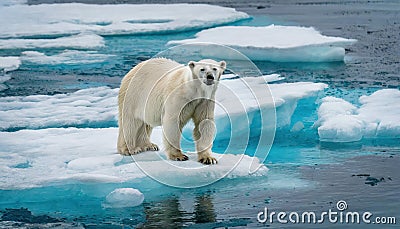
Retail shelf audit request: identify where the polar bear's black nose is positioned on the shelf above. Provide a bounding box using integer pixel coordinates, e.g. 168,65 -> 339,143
206,74 -> 214,80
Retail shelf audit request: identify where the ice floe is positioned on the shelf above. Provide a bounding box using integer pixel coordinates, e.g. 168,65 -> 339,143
168,25 -> 356,62
0,56 -> 21,72
0,33 -> 105,50
0,75 -> 11,92
0,3 -> 249,38
0,75 -> 327,133
0,127 -> 268,189
0,0 -> 26,7
103,188 -> 144,208
21,50 -> 113,65
315,89 -> 400,142
0,86 -> 119,130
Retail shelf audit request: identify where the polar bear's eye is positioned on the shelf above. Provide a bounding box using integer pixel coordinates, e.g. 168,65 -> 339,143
200,68 -> 205,72
212,67 -> 218,71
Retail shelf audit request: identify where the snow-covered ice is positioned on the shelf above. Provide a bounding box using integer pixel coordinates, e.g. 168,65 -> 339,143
0,56 -> 21,72
0,0 -> 26,7
315,89 -> 400,142
103,188 -> 144,208
0,75 -> 11,92
0,75 -> 327,132
0,33 -> 105,50
21,50 -> 113,65
0,86 -> 119,130
0,3 -> 249,38
168,25 -> 356,62
0,127 -> 268,190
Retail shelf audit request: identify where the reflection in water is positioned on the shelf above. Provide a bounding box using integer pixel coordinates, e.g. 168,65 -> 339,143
140,193 -> 216,228
194,194 -> 216,223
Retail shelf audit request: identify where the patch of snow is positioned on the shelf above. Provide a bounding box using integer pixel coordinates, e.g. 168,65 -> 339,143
0,0 -> 26,7
0,33 -> 105,49
0,75 -> 11,92
168,25 -> 356,62
0,127 -> 268,190
315,89 -> 400,142
0,86 -> 119,130
0,56 -> 21,72
0,3 -> 249,38
21,50 -> 113,65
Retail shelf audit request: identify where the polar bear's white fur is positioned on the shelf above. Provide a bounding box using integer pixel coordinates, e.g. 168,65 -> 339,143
118,58 -> 226,164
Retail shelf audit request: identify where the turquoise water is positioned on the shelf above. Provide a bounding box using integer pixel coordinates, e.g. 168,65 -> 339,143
0,13 -> 399,228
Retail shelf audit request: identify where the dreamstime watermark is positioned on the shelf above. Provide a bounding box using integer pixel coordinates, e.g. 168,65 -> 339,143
257,200 -> 396,225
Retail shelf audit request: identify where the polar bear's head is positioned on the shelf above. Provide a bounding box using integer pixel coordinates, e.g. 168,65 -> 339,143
188,59 -> 226,86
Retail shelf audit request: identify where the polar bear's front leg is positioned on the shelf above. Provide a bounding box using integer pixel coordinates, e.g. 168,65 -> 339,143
162,116 -> 189,161
193,101 -> 217,165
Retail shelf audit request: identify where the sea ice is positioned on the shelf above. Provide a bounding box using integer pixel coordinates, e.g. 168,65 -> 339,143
0,33 -> 105,49
103,188 -> 144,208
21,50 -> 113,65
168,25 -> 356,62
0,127 -> 268,190
0,3 -> 249,38
315,89 -> 400,142
0,86 -> 119,130
0,75 -> 11,92
0,56 -> 21,72
0,0 -> 26,6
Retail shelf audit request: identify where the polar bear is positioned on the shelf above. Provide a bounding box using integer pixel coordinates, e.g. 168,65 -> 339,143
117,58 -> 226,164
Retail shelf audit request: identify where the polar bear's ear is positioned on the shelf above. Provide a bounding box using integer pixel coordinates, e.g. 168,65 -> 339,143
219,61 -> 226,70
188,61 -> 195,69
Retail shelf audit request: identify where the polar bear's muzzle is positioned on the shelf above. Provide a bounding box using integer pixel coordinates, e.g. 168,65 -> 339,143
205,73 -> 215,85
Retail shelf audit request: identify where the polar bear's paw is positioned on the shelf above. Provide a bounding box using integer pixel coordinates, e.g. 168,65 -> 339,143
144,143 -> 159,151
198,155 -> 218,165
130,147 -> 146,155
169,152 -> 189,161
118,146 -> 131,156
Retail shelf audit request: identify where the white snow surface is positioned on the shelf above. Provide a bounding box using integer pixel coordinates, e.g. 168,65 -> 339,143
315,89 -> 400,142
0,87 -> 119,130
0,33 -> 105,49
0,75 -> 327,131
168,25 -> 356,62
103,188 -> 144,208
0,75 -> 11,92
0,0 -> 26,6
0,127 -> 268,190
21,50 -> 113,65
0,56 -> 21,72
0,3 -> 249,38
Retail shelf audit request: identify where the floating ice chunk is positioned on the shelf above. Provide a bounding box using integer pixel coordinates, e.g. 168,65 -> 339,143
103,188 -> 144,208
0,56 -> 21,72
0,86 -> 119,130
358,89 -> 400,138
0,33 -> 105,49
0,75 -> 11,92
21,50 -> 113,65
0,127 -> 268,190
0,0 -> 26,7
318,114 -> 364,142
315,89 -> 400,142
290,121 -> 304,132
168,25 -> 356,62
261,74 -> 285,83
0,3 -> 249,38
